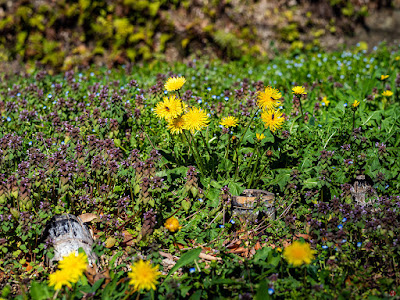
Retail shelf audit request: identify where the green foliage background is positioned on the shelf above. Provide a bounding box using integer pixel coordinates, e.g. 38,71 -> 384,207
0,0 -> 391,70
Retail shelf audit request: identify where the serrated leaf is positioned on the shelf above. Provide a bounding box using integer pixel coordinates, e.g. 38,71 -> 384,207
166,248 -> 202,279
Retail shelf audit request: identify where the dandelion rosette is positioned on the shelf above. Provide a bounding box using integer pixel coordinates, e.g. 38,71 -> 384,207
164,76 -> 186,92
261,110 -> 284,133
257,86 -> 282,110
219,116 -> 239,128
292,86 -> 307,96
154,95 -> 183,120
164,216 -> 182,232
283,240 -> 315,267
182,107 -> 210,133
128,260 -> 161,291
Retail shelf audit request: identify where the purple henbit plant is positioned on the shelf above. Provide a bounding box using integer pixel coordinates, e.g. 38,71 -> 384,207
182,90 -> 193,102
141,208 -> 157,237
375,142 -> 386,154
185,166 -> 199,193
341,144 -> 351,151
221,185 -> 231,203
128,79 -> 138,88
135,94 -> 144,106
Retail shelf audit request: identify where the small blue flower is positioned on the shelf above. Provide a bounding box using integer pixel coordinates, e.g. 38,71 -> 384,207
268,288 -> 274,295
357,242 -> 362,247
224,97 -> 229,101
337,224 -> 343,230
212,95 -> 216,99
17,93 -> 21,97
342,218 -> 347,223
218,225 -> 224,228
189,267 -> 196,273
207,87 -> 211,91
385,184 -> 389,189
6,117 -> 11,122
322,245 -> 328,249
43,106 -> 47,109
48,94 -> 52,99
28,141 -> 32,146
344,103 -> 348,107
164,90 -> 168,94
342,239 -> 347,243
198,198 -> 203,203
230,219 -> 235,224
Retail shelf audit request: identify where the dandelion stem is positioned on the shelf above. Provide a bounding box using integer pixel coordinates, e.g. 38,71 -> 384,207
298,96 -> 304,122
247,149 -> 260,189
183,131 -> 205,175
237,108 -> 259,151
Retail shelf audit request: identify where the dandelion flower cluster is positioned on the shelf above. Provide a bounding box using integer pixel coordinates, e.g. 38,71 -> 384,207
380,74 -> 389,81
261,110 -> 285,133
292,86 -> 307,95
164,216 -> 182,233
382,90 -> 393,97
283,241 -> 315,267
352,100 -> 360,108
154,95 -> 183,120
322,96 -> 330,106
128,260 -> 161,291
256,133 -> 265,141
182,107 -> 210,133
48,252 -> 88,290
257,86 -> 282,110
167,115 -> 185,135
220,116 -> 239,128
164,76 -> 186,91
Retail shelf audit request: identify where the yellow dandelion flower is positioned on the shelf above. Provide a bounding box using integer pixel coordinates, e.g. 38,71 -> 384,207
380,75 -> 389,81
257,86 -> 282,110
352,100 -> 360,108
322,96 -> 330,106
167,115 -> 185,135
292,86 -> 307,95
261,110 -> 285,133
58,252 -> 88,283
164,76 -> 186,92
182,107 -> 210,133
220,116 -> 239,128
128,260 -> 161,291
154,95 -> 183,120
164,216 -> 182,233
256,133 -> 265,141
395,56 -> 400,61
382,90 -> 393,97
283,241 -> 315,267
48,269 -> 73,290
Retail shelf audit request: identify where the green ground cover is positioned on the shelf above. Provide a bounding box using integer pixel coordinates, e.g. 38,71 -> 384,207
1,44 -> 400,299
